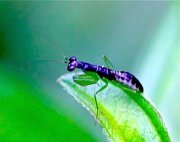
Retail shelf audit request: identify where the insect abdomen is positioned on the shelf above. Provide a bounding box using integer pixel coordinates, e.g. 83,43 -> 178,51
115,71 -> 143,92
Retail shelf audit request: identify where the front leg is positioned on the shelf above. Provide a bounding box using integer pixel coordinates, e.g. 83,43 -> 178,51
73,71 -> 99,86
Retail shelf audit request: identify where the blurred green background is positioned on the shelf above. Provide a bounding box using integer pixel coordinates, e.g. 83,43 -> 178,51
0,1 -> 179,142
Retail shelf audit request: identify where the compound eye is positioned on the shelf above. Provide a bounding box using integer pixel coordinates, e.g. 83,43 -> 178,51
67,66 -> 74,71
67,64 -> 76,71
69,56 -> 77,62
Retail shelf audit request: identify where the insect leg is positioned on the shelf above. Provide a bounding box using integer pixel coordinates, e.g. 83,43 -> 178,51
102,55 -> 116,70
94,78 -> 108,120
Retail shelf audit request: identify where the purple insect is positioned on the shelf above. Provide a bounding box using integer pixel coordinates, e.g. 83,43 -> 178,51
65,56 -> 143,117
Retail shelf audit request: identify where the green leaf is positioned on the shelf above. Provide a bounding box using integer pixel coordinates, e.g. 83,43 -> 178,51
0,66 -> 97,142
58,72 -> 171,142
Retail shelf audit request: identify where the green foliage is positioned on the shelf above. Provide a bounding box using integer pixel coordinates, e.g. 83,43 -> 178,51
0,66 -> 96,142
58,72 -> 171,142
